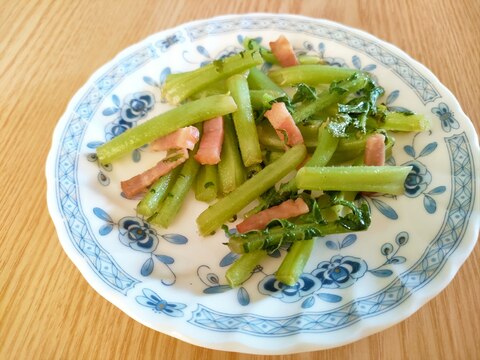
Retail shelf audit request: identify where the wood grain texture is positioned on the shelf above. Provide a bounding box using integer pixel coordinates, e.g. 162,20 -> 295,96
1,0 -> 479,359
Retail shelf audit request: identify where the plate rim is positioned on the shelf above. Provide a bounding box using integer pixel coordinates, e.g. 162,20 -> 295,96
45,12 -> 480,354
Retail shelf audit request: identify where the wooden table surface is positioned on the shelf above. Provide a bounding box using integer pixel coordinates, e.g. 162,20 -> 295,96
1,0 -> 479,358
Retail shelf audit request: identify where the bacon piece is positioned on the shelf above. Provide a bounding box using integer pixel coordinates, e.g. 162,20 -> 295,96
362,133 -> 386,197
150,126 -> 200,151
264,102 -> 304,147
194,116 -> 224,165
236,198 -> 309,233
121,149 -> 188,199
364,133 -> 386,166
269,35 -> 299,67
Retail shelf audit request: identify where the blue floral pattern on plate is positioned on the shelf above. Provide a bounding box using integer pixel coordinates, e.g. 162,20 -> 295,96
312,255 -> 368,289
136,288 -> 186,317
93,208 -> 188,285
432,102 -> 459,132
46,14 -> 479,354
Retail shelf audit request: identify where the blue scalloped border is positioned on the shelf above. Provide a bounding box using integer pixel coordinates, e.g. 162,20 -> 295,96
55,45 -> 157,294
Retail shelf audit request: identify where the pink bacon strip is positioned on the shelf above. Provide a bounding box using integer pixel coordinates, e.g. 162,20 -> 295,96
150,126 -> 200,151
264,102 -> 304,147
121,149 -> 188,199
236,198 -> 309,233
194,116 -> 224,165
269,35 -> 299,67
364,133 -> 386,166
362,133 -> 386,197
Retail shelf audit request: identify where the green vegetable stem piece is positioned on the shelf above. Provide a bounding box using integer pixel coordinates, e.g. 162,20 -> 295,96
228,193 -> 371,254
196,144 -> 307,236
345,132 -> 395,166
96,95 -> 237,165
162,49 -> 263,104
249,89 -> 285,110
227,74 -> 263,167
262,150 -> 284,165
296,166 -> 413,195
189,80 -> 228,100
247,67 -> 286,94
275,240 -> 314,286
293,73 -> 369,124
337,136 -> 368,154
306,124 -> 339,167
149,154 -> 201,228
274,190 -> 358,286
246,163 -> 263,179
136,166 -> 181,217
328,132 -> 394,165
272,124 -> 338,285
298,55 -> 325,65
225,250 -> 267,288
228,222 -> 350,254
242,37 -> 279,64
269,64 -> 357,87
243,178 -> 298,219
217,116 -> 246,195
382,112 -> 431,132
195,165 -> 218,203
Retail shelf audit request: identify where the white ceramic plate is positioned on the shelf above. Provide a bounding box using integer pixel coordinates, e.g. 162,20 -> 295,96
46,14 -> 479,354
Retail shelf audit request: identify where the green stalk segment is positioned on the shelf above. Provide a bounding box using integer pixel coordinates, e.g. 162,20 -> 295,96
195,165 -> 218,203
274,190 -> 358,286
225,250 -> 267,288
382,112 -> 431,132
327,132 -> 395,165
262,150 -> 284,165
249,89 -> 285,110
149,155 -> 201,228
247,67 -> 286,94
196,144 -> 307,236
269,65 -> 357,87
96,95 -> 237,164
227,74 -> 263,167
296,166 -> 412,195
136,166 -> 181,217
228,222 -> 348,254
189,80 -> 228,100
162,49 -> 263,104
242,37 -> 279,64
306,125 -> 339,167
217,116 -> 246,194
292,74 -> 369,124
275,240 -> 314,286
298,55 -> 325,65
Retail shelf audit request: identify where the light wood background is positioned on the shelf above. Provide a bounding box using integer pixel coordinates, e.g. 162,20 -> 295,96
1,0 -> 479,359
